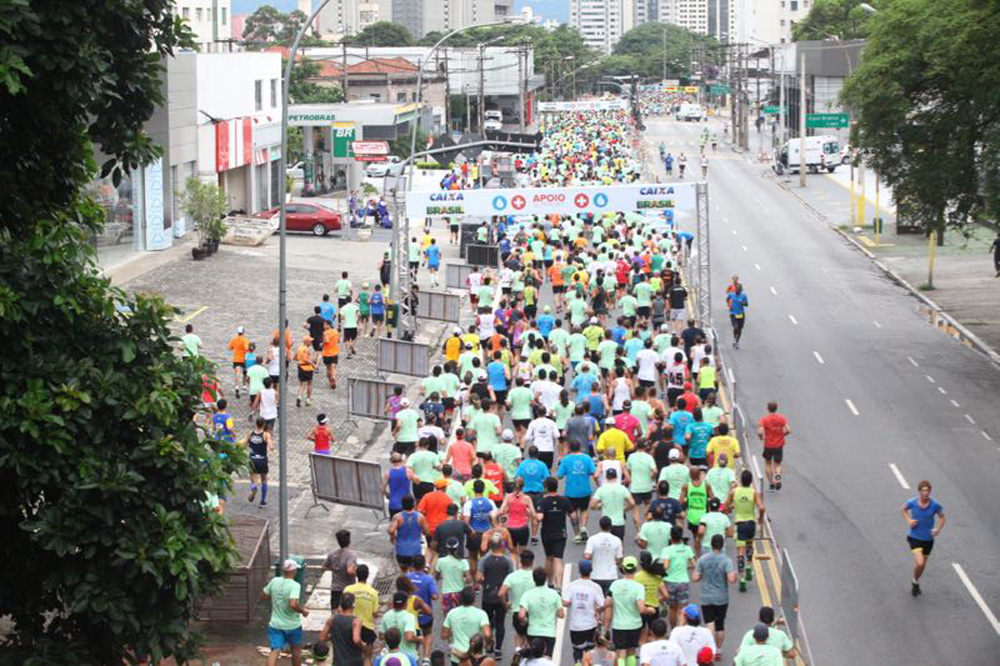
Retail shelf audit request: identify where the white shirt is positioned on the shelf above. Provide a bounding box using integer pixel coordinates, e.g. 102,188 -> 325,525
639,639 -> 686,666
563,578 -> 605,631
522,659 -> 554,666
259,388 -> 278,420
468,272 -> 483,295
417,424 -> 445,447
670,625 -> 716,666
662,346 -> 686,364
525,417 -> 559,452
584,531 -> 623,581
477,313 -> 496,338
499,268 -> 514,288
665,362 -> 687,390
636,348 -> 660,382
267,345 -> 281,374
531,380 -> 562,412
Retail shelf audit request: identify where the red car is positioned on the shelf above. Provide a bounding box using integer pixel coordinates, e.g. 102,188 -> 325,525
262,203 -> 342,236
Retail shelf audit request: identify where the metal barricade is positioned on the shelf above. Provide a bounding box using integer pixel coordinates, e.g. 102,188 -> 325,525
446,263 -> 476,290
308,453 -> 385,516
416,290 -> 461,322
466,244 -> 500,268
348,377 -> 404,421
377,337 -> 431,377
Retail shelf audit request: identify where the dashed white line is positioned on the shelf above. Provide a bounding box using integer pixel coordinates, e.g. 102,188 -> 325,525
742,244 -> 749,252
982,430 -> 993,442
770,286 -> 777,295
726,367 -> 735,384
732,229 -> 738,235
937,386 -> 947,395
907,357 -> 919,368
925,375 -> 935,383
552,563 -> 573,664
813,351 -> 825,365
754,263 -> 762,271
873,320 -> 883,329
788,314 -> 799,325
950,399 -> 961,408
845,399 -> 860,416
952,563 -> 1000,636
888,463 -> 910,490
965,414 -> 976,425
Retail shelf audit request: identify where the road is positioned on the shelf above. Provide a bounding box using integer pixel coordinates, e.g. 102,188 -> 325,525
644,117 -> 1000,663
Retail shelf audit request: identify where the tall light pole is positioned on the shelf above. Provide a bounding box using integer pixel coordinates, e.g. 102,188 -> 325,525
277,0 -> 333,563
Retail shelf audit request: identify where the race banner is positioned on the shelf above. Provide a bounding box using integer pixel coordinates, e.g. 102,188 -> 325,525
537,100 -> 629,112
405,183 -> 697,217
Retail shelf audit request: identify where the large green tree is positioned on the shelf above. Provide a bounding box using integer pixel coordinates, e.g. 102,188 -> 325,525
791,0 -> 882,41
841,0 -> 1000,236
611,22 -> 711,80
243,5 -> 328,49
345,20 -> 414,46
0,0 -> 244,663
289,58 -> 345,104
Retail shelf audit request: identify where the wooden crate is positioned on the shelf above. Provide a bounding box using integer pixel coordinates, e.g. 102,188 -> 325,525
197,515 -> 272,623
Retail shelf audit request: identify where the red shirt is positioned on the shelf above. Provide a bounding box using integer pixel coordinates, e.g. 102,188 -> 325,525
760,413 -> 788,448
679,391 -> 701,413
201,375 -> 220,403
483,462 -> 505,503
417,490 -> 453,535
312,425 -> 332,454
614,412 -> 642,443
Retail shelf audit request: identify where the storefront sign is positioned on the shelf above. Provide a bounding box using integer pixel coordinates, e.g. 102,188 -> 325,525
332,122 -> 356,158
538,100 -> 628,112
215,117 -> 253,172
144,158 -> 170,250
406,183 -> 697,217
352,140 -> 390,156
288,111 -> 337,126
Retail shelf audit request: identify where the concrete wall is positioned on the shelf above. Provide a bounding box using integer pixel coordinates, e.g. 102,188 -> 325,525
196,52 -> 282,121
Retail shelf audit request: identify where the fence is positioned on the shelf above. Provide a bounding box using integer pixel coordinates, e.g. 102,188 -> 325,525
446,263 -> 476,290
348,377 -> 405,421
308,453 -> 385,514
466,244 -> 500,268
377,337 -> 431,377
416,290 -> 462,322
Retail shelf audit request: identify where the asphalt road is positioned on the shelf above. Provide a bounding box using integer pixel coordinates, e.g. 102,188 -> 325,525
644,117 -> 1000,663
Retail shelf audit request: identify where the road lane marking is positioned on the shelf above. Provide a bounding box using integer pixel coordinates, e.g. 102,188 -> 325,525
873,320 -> 883,329
723,216 -> 729,222
845,399 -> 860,416
813,351 -> 825,365
983,430 -> 993,441
742,244 -> 749,251
732,229 -> 738,235
950,399 -> 961,408
727,367 -> 735,384
770,286 -> 777,295
907,356 -> 919,367
952,563 -> 1000,636
788,314 -> 799,325
937,387 -> 947,395
175,306 -> 208,323
552,563 -> 573,666
888,463 -> 910,489
754,263 -> 762,271
965,414 -> 976,425
926,375 -> 936,383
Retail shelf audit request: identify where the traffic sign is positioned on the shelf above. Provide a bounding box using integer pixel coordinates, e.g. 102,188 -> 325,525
806,113 -> 849,129
682,86 -> 699,93
763,105 -> 787,114
708,84 -> 731,94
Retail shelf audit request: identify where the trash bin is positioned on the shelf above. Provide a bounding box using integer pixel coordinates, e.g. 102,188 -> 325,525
274,555 -> 306,586
873,216 -> 884,234
386,301 -> 399,328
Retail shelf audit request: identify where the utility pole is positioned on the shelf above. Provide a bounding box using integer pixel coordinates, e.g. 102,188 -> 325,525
518,46 -> 525,133
741,43 -> 749,151
662,28 -> 667,82
799,51 -> 807,187
478,42 -> 486,133
341,40 -> 349,100
443,48 -> 450,133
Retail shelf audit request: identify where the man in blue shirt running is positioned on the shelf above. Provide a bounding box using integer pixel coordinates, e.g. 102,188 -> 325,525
727,284 -> 749,349
901,480 -> 945,597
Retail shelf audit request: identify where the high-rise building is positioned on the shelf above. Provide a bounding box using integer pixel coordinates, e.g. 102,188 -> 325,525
669,0 -> 738,40
570,0 -> 633,54
174,0 -> 232,50
390,0 -> 498,39
317,0 -> 384,39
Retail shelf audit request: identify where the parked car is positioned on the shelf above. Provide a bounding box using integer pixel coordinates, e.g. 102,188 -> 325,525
261,203 -> 342,235
365,156 -> 404,178
286,161 -> 304,179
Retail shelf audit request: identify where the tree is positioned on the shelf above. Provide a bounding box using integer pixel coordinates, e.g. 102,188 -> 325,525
841,0 -> 1000,237
289,58 -> 344,104
243,5 -> 328,49
791,0 -> 882,41
611,22 -> 714,80
0,0 -> 245,663
180,177 -> 228,243
345,21 -> 414,47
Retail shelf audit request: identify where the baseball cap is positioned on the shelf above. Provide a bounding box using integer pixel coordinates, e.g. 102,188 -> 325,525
282,558 -> 300,571
753,623 -> 770,642
363,282 -> 370,289
393,591 -> 408,607
465,342 -> 474,349
669,448 -> 681,460
578,559 -> 593,576
400,398 -> 410,407
318,414 -> 329,425
478,370 -> 487,380
544,305 -> 551,312
502,428 -> 515,441
683,604 -> 701,621
237,326 -> 245,334
660,324 -> 669,331
605,416 -> 616,424
454,326 -> 462,334
696,647 -> 714,665
590,316 -> 598,324
621,556 -> 638,572
434,478 -> 449,488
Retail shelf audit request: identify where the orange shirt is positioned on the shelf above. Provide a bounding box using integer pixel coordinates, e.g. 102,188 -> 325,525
417,490 -> 453,535
322,329 -> 340,357
272,328 -> 293,353
548,263 -> 565,286
228,335 -> 250,363
295,344 -> 315,371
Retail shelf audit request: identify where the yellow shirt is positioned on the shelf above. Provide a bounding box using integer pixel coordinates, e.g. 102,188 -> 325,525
444,336 -> 462,362
707,435 -> 740,465
343,581 -> 379,629
461,333 -> 481,354
597,427 -> 633,462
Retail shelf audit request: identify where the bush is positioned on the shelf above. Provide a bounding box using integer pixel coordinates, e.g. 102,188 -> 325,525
415,161 -> 452,170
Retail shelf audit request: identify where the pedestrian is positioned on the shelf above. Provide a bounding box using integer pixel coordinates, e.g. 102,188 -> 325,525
227,326 -> 250,397
343,563 -> 380,666
245,417 -> 273,506
738,606 -> 796,660
294,335 -> 315,407
426,238 -> 442,287
322,320 -> 341,389
477,533 -> 513,658
726,469 -> 764,590
336,271 -> 353,309
406,554 -> 439,662
389,495 -> 429,569
393,398 -> 421,456
535,476 -> 574,585
499,549 -> 536,651
383,452 -> 418,518
639,618 -> 686,666
180,323 -> 201,357
340,297 -> 361,356
584,516 -> 623,596
323,529 -> 358,611
257,377 -> 278,432
261,559 -> 309,666
320,593 -> 364,666
692,534 -> 737,660
662,525 -> 695,628
733,624 -> 782,666
441,587 -> 490,665
757,401 -> 790,491
590,467 -> 635,541
379,593 -> 421,664
604,555 -> 646,666
519,566 -> 564,657
726,284 -> 748,348
668,605 -> 716,666
991,233 -> 1000,277
901,479 -> 946,597
556,439 -> 596,542
562,558 -> 604,664
307,413 -> 333,455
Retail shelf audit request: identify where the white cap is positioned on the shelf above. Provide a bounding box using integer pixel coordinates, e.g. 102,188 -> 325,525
543,305 -> 551,312
478,370 -> 487,379
237,326 -> 245,334
605,416 -> 616,424
660,324 -> 669,331
400,398 -> 410,407
502,429 -> 514,441
669,449 -> 681,460
454,326 -> 462,334
282,558 -> 300,571
590,317 -> 598,324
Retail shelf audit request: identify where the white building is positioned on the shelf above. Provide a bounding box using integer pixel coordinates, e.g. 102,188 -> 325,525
316,0 -> 384,39
735,0 -> 811,45
174,0 -> 232,50
666,0 -> 738,40
570,0 -> 634,54
390,0 -> 499,39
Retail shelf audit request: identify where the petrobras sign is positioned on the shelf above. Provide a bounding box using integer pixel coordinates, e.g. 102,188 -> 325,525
405,184 -> 696,217
537,100 -> 629,112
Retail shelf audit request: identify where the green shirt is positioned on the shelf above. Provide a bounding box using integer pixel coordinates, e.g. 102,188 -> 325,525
380,609 -> 418,656
700,511 -> 731,549
422,375 -> 444,397
435,555 -> 469,594
626,451 -> 656,494
409,243 -> 421,262
593,482 -> 630,526
598,339 -> 619,369
629,400 -> 653,433
654,333 -> 672,353
609,578 -> 644,630
336,278 -> 352,297
702,405 -> 725,427
181,333 -> 201,357
662,543 -> 695,583
446,479 -> 467,506
469,412 -> 501,454
519,586 -> 562,637
619,294 -> 638,317
407,449 -> 441,482
706,466 -> 736,502
247,364 -> 269,395
263,576 -> 302,630
634,282 -> 652,306
493,442 -> 523,480
359,292 -> 371,315
739,626 -> 795,653
340,303 -> 360,328
478,284 -> 493,303
501,568 -> 535,615
443,605 -> 489,654
733,643 -> 785,666
507,386 -> 534,420
548,328 -> 570,356
659,463 -> 691,500
440,372 -> 461,398
638,519 -> 672,556
553,401 -> 575,430
569,299 -> 587,326
568,333 -> 588,362
395,408 -> 420,442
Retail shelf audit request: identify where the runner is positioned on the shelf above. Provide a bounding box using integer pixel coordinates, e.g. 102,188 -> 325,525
477,534 -> 512,659
518,567 -> 564,657
726,469 -> 765,591
499,550 -> 536,652
757,401 -> 790,491
563,559 -> 605,665
535,476 -> 574,585
901,479 -> 945,597
604,555 -> 646,666
245,417 -> 273,506
726,284 -> 748,349
262,560 -> 309,666
227,326 -> 250,398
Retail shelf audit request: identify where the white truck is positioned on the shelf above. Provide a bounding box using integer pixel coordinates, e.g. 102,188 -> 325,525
774,135 -> 841,174
678,103 -> 704,122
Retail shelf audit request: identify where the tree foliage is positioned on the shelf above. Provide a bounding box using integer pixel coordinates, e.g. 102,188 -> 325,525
289,58 -> 345,104
0,0 -> 245,662
841,0 -> 1000,234
180,177 -> 228,242
243,5 -> 328,49
791,0 -> 882,41
345,21 -> 415,47
610,22 -> 712,80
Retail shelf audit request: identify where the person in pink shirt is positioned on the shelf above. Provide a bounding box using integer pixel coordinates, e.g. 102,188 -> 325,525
614,402 -> 643,443
444,427 -> 476,482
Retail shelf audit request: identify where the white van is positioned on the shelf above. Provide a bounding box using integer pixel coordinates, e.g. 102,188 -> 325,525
484,110 -> 504,123
774,135 -> 841,174
678,103 -> 703,122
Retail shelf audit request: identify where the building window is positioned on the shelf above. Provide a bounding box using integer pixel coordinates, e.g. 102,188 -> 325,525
270,79 -> 277,107
397,91 -> 407,102
412,91 -> 417,101
255,80 -> 262,111
221,7 -> 227,24
790,0 -> 798,10
182,6 -> 189,18
196,7 -> 203,21
780,19 -> 785,26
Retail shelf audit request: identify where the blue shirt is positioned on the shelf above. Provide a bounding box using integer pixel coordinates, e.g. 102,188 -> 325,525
425,245 -> 441,267
406,571 -> 439,626
369,292 -> 385,315
557,453 -> 596,498
537,314 -> 556,338
728,292 -> 748,316
571,372 -> 598,401
685,421 -> 715,459
319,301 -> 336,323
610,326 -> 627,346
624,337 -> 644,365
587,393 -> 606,419
468,496 -> 495,531
669,411 -> 694,447
516,459 -> 550,494
212,412 -> 235,443
906,498 -> 944,541
487,361 -> 508,391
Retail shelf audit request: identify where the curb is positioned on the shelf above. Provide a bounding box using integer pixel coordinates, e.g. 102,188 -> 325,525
773,176 -> 1000,369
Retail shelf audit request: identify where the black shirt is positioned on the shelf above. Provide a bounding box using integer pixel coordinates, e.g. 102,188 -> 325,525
648,497 -> 683,526
478,554 -> 513,605
307,314 -> 326,340
434,519 -> 472,557
538,495 -> 574,540
681,326 -> 705,353
652,438 -> 674,470
669,286 -> 688,310
330,614 -> 364,666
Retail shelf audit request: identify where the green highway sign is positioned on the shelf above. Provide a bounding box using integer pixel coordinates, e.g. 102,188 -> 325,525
806,112 -> 850,129
763,105 -> 787,114
708,84 -> 731,94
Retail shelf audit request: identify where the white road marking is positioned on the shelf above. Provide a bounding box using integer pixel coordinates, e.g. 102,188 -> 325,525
950,399 -> 961,408
873,320 -> 883,329
751,454 -> 762,480
754,263 -> 762,271
770,286 -> 778,295
888,463 -> 910,490
742,244 -> 749,252
937,386 -> 947,395
845,399 -> 860,416
788,314 -> 799,325
727,367 -> 735,384
552,562 -> 573,665
926,375 -> 936,383
732,229 -> 738,235
907,356 -> 919,367
965,414 -> 976,425
813,351 -> 825,365
983,430 -> 993,442
952,563 -> 1000,636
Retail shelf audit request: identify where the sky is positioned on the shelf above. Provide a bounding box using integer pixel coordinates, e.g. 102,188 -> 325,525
233,0 -> 569,24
